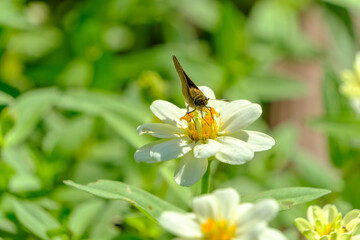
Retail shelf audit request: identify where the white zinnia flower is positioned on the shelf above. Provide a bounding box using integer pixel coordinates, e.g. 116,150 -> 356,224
159,188 -> 286,240
135,86 -> 275,186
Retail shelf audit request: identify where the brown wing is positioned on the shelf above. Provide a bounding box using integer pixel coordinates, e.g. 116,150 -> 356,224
172,56 -> 200,106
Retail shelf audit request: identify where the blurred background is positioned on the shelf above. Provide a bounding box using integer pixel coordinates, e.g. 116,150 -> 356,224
0,0 -> 360,239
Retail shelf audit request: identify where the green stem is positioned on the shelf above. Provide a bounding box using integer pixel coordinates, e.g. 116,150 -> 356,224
201,160 -> 212,194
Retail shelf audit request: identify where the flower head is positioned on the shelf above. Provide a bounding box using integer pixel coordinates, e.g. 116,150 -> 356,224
135,86 -> 275,186
159,188 -> 286,240
340,53 -> 360,114
295,204 -> 360,240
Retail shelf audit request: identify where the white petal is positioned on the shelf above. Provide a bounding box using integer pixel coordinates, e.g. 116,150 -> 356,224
174,151 -> 208,187
193,139 -> 223,158
209,100 -> 229,112
134,139 -> 169,163
150,100 -> 186,126
258,228 -> 287,240
237,203 -> 254,216
193,194 -> 218,222
215,136 -> 254,165
236,221 -> 267,240
220,100 -> 252,117
236,203 -> 254,223
198,86 -> 230,111
220,103 -> 262,133
159,212 -> 202,238
137,123 -> 184,138
237,199 -> 279,231
212,188 -> 240,221
229,130 -> 275,152
198,86 -> 216,99
150,137 -> 193,162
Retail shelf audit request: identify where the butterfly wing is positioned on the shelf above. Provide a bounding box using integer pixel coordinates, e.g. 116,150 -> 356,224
172,56 -> 200,107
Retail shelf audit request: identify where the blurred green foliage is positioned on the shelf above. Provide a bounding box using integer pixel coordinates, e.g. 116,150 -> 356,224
0,0 -> 360,239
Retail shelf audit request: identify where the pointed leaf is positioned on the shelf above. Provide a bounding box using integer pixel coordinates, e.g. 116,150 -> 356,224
4,88 -> 60,147
0,91 -> 14,105
64,180 -> 185,221
13,199 -> 60,240
68,199 -> 104,238
242,187 -> 331,210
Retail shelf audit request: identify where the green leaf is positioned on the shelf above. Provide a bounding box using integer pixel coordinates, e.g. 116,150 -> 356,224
309,117 -> 360,138
13,199 -> 61,240
103,112 -> 148,148
214,1 -> 245,63
114,46 -> 223,91
2,146 -> 42,192
248,0 -> 314,58
68,199 -> 104,239
0,0 -> 32,30
176,0 -> 220,31
242,187 -> 331,210
64,180 -> 185,221
0,91 -> 14,105
323,7 -> 356,69
323,0 -> 360,9
293,150 -> 343,191
227,74 -> 306,102
7,28 -> 62,58
4,88 -> 60,147
322,67 -> 350,116
159,162 -> 193,208
57,90 -> 150,123
42,114 -> 94,153
246,75 -> 306,101
56,90 -> 151,148
89,201 -> 130,239
0,214 -> 16,234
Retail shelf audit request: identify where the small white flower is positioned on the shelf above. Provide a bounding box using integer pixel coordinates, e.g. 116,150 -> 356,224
135,86 -> 275,186
159,188 -> 286,240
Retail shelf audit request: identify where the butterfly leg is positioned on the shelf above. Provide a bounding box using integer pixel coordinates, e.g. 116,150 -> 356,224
206,106 -> 214,120
201,108 -> 211,126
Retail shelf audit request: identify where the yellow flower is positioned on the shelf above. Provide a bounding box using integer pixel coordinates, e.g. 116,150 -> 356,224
295,205 -> 360,240
340,53 -> 360,113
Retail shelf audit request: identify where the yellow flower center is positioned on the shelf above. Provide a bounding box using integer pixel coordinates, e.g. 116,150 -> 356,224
180,107 -> 220,143
316,223 -> 347,237
317,223 -> 332,236
201,218 -> 236,240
